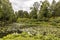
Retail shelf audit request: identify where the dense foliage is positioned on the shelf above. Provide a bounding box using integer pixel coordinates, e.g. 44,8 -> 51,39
0,32 -> 60,40
0,0 -> 17,27
1,0 -> 60,24
0,0 -> 60,40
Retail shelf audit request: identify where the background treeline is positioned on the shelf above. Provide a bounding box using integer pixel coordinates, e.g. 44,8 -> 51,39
16,0 -> 60,20
0,0 -> 60,26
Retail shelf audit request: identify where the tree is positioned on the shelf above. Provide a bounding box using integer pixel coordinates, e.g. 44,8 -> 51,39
51,0 -> 56,17
33,2 -> 40,10
38,0 -> 51,21
0,0 -> 15,26
30,2 -> 40,19
0,0 -> 4,21
30,7 -> 37,19
17,10 -> 29,18
54,0 -> 60,17
23,11 -> 29,18
17,10 -> 24,18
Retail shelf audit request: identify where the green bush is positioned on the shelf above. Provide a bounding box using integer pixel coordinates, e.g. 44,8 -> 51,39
16,18 -> 38,24
49,17 -> 60,23
17,18 -> 29,23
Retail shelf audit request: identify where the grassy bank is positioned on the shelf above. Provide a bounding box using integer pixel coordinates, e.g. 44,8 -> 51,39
0,32 -> 60,40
